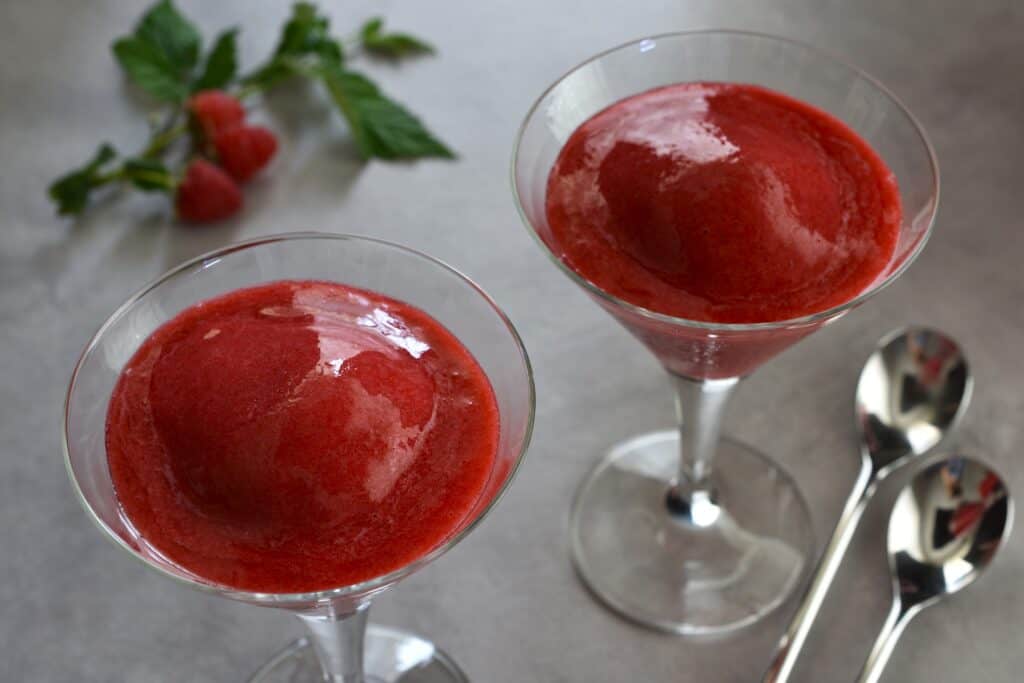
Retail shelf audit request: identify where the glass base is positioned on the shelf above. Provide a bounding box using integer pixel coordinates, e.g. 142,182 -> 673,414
249,626 -> 469,682
570,429 -> 814,635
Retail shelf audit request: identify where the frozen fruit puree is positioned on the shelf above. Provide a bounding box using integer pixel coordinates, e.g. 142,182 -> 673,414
545,82 -> 902,324
106,280 -> 499,593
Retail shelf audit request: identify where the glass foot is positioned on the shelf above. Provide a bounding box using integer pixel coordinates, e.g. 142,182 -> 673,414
570,430 -> 814,635
249,626 -> 469,682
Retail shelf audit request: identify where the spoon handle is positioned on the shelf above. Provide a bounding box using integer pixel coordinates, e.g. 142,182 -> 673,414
762,459 -> 874,683
856,597 -> 918,683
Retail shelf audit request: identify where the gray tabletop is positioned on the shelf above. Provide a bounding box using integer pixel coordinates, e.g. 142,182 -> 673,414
2,0 -> 1022,681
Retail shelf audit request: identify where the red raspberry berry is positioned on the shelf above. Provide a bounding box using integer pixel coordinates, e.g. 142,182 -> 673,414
214,125 -> 278,182
176,159 -> 242,223
188,90 -> 246,140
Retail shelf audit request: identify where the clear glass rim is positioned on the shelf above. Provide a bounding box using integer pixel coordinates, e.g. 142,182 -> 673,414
62,231 -> 537,605
510,29 -> 941,332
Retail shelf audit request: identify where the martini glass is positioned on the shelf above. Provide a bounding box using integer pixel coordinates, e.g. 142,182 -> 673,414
512,31 -> 938,635
63,233 -> 535,682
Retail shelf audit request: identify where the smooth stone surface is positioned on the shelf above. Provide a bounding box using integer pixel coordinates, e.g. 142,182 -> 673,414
1,1 -> 1021,681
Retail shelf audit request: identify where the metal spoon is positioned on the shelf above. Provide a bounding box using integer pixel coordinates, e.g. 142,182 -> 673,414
857,455 -> 1011,683
764,327 -> 971,682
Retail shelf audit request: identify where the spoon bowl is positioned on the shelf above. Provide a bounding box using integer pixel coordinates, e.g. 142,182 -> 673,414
889,456 -> 1010,602
857,455 -> 1011,683
856,327 -> 971,477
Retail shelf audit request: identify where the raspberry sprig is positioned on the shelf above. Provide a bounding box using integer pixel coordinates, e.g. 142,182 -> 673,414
48,1 -> 452,224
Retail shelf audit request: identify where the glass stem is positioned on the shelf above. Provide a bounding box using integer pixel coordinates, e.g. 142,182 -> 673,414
296,602 -> 370,683
666,374 -> 741,521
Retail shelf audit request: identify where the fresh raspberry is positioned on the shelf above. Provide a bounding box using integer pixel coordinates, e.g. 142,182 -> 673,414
189,90 -> 246,140
176,159 -> 242,223
214,125 -> 278,182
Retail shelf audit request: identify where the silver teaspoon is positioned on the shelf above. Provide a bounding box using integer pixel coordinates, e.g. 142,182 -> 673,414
764,327 -> 971,682
857,455 -> 1011,682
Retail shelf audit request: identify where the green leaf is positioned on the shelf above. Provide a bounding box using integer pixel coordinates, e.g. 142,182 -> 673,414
240,6 -> 448,161
192,29 -> 238,91
48,144 -> 118,215
135,0 -> 201,72
112,36 -> 189,102
240,57 -> 301,90
123,158 -> 175,192
361,18 -> 384,37
275,3 -> 320,54
360,17 -> 435,59
273,2 -> 341,64
320,66 -> 453,160
242,3 -> 344,90
315,38 -> 344,67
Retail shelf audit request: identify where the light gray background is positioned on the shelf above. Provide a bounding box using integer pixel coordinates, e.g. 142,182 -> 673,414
2,0 -> 1021,681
